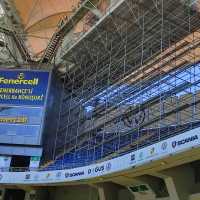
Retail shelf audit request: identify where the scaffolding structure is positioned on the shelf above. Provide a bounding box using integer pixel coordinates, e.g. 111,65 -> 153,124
43,0 -> 200,169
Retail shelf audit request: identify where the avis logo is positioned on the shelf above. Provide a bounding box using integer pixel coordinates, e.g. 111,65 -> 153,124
172,135 -> 198,148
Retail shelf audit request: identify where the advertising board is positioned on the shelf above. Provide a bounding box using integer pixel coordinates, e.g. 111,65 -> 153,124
0,69 -> 50,145
0,70 -> 49,106
0,126 -> 200,184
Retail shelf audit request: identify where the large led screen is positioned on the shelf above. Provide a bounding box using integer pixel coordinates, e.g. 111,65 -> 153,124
0,69 -> 50,145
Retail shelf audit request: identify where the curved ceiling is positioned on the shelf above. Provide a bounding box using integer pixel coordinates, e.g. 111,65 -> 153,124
12,0 -> 80,57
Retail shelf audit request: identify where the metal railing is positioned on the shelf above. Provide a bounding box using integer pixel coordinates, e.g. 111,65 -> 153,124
1,120 -> 200,173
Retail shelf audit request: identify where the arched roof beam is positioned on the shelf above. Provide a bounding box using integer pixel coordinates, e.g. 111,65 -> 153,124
25,11 -> 73,33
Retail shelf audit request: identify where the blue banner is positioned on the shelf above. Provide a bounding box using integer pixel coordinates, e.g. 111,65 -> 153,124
0,70 -> 49,106
0,69 -> 50,146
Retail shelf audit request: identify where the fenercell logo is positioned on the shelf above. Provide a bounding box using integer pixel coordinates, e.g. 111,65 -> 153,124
172,135 -> 198,148
0,73 -> 39,86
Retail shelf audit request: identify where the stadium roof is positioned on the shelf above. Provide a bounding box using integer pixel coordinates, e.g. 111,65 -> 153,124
4,0 -> 81,58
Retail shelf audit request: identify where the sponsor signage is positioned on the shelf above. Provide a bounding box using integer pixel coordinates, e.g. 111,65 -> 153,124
105,162 -> 112,171
88,162 -> 112,175
0,69 -> 50,145
138,151 -> 144,161
25,174 -> 31,180
30,157 -> 40,168
46,173 -> 51,179
0,127 -> 200,184
172,135 -> 198,148
0,156 -> 11,169
161,142 -> 168,151
0,70 -> 49,106
34,174 -> 39,181
65,171 -> 84,178
56,171 -> 62,178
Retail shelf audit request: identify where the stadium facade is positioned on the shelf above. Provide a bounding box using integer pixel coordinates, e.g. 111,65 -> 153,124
1,0 -> 200,200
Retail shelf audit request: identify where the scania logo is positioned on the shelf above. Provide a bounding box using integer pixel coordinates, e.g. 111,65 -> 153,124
65,171 -> 84,178
172,141 -> 177,148
172,135 -> 198,148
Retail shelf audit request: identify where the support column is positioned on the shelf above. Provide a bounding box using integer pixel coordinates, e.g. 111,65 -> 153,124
0,188 -> 5,200
164,177 -> 180,200
96,182 -> 123,200
24,189 -> 51,200
151,164 -> 194,200
98,187 -> 106,200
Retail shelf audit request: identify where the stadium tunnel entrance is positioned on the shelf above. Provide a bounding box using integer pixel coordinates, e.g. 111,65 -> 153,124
10,156 -> 30,169
4,189 -> 25,200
